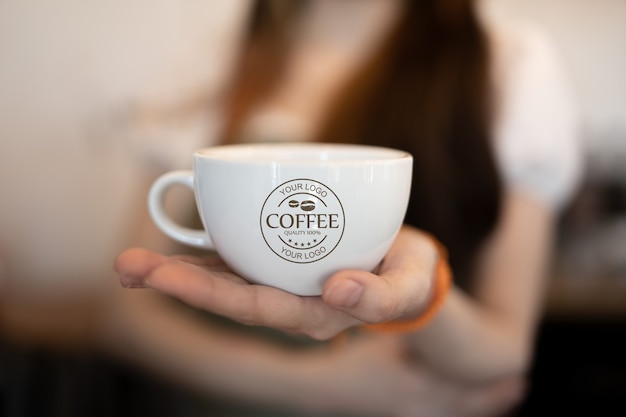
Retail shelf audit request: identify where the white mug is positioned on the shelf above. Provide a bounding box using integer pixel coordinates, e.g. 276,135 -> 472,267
148,143 -> 412,295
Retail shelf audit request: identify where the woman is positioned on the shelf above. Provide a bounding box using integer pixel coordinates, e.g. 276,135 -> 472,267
116,0 -> 582,413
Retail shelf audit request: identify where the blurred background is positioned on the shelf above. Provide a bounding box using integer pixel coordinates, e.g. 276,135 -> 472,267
1,0 -> 625,415
486,0 -> 626,414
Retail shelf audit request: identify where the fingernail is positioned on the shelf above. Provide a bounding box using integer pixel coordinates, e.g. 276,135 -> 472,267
119,275 -> 146,289
325,279 -> 363,308
124,283 -> 147,289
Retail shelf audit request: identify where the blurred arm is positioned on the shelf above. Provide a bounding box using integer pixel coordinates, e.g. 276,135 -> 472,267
407,190 -> 554,382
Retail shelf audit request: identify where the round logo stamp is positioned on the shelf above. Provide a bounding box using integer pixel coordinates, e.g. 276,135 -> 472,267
260,179 -> 345,263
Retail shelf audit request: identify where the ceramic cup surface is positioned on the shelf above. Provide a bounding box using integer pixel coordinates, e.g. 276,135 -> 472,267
148,143 -> 412,295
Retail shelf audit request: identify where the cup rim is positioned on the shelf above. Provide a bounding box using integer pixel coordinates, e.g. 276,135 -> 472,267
194,143 -> 412,164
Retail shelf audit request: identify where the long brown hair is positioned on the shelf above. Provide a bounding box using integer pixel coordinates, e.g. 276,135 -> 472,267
221,0 -> 502,288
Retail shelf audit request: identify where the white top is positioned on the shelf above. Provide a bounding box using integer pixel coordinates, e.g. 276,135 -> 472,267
489,21 -> 584,212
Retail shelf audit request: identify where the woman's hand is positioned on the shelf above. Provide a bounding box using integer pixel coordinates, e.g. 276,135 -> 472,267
114,225 -> 438,340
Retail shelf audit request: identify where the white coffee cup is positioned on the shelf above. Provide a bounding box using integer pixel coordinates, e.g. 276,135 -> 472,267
148,143 -> 412,295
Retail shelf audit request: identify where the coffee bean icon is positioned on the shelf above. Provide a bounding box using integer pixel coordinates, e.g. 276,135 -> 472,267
288,200 -> 300,208
300,200 -> 316,212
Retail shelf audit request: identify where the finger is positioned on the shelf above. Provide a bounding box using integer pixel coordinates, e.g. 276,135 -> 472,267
170,253 -> 233,273
170,253 -> 228,268
146,262 -> 360,339
322,268 -> 428,324
115,248 -> 231,287
114,248 -> 171,288
322,228 -> 438,324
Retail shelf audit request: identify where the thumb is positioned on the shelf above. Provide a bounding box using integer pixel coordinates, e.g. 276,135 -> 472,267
321,268 -> 431,325
322,226 -> 440,324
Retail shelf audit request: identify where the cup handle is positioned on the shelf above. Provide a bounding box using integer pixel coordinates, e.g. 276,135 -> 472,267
148,170 -> 215,249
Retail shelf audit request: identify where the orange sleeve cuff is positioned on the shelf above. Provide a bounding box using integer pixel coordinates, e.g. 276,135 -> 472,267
363,235 -> 452,333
